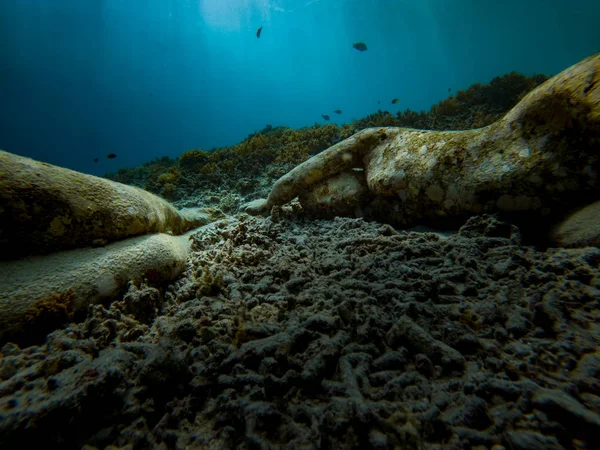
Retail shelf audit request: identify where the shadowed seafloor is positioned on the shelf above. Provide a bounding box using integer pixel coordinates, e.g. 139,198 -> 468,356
1,213 -> 599,449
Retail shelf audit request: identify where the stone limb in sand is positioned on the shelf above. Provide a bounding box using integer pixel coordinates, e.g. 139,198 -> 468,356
0,152 -> 228,342
549,200 -> 600,248
0,229 -> 197,343
0,150 -> 209,259
243,53 -> 600,241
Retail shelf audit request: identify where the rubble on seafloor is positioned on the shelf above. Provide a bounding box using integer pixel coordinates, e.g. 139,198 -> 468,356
1,213 -> 599,449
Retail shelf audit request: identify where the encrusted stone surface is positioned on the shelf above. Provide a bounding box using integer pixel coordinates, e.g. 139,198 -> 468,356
0,150 -> 206,259
247,53 -> 600,235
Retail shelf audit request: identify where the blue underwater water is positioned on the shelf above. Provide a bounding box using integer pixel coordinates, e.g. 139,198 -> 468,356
0,0 -> 599,176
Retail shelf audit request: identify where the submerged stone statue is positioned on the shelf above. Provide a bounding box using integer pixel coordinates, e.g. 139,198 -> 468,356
0,150 -> 210,259
244,53 -> 600,242
0,152 -> 218,342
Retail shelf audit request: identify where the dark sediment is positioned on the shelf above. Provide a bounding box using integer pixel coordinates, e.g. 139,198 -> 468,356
1,213 -> 599,449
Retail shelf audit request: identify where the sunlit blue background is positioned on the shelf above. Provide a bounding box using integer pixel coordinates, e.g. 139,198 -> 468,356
1,0 -> 599,175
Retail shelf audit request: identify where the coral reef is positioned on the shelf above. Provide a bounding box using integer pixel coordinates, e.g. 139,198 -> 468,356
106,124 -> 343,210
156,166 -> 181,185
178,148 -> 211,171
108,156 -> 176,190
347,72 -> 548,134
159,182 -> 178,200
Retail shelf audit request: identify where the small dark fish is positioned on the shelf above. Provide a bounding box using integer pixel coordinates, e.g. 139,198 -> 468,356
321,114 -> 330,121
377,100 -> 380,104
352,42 -> 367,52
93,158 -> 99,163
333,109 -> 342,114
256,26 -> 263,38
107,153 -> 117,159
448,88 -> 451,92
391,98 -> 399,104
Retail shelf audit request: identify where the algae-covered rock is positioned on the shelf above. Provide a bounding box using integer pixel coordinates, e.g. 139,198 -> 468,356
247,53 -> 600,240
0,151 -> 205,259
